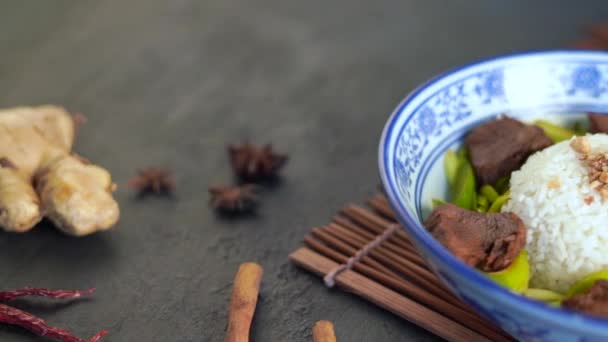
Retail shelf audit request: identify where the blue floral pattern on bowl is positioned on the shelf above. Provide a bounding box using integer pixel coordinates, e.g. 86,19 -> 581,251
380,51 -> 608,342
569,65 -> 604,96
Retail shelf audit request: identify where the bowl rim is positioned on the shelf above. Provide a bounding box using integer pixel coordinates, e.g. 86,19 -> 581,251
379,49 -> 608,332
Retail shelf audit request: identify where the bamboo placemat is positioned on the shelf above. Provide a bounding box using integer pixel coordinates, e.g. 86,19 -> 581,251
289,193 -> 516,342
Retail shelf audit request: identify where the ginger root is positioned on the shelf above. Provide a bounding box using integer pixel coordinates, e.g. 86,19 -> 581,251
0,105 -> 119,236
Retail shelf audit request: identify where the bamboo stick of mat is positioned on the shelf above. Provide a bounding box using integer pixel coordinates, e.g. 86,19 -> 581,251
341,204 -> 412,244
331,216 -> 426,269
367,194 -> 397,221
328,220 -> 428,268
290,247 -> 491,342
310,227 -> 403,282
339,206 -> 427,261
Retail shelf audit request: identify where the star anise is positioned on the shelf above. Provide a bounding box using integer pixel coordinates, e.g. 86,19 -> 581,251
228,143 -> 287,181
129,167 -> 175,196
209,184 -> 257,213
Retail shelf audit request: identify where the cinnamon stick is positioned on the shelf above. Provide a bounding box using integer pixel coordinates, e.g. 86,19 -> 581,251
313,320 -> 337,342
225,262 -> 263,342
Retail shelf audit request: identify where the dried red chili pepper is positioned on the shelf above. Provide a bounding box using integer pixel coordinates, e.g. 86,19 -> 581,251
0,287 -> 106,342
0,287 -> 95,301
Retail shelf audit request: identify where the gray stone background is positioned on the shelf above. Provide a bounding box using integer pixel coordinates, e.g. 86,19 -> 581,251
0,1 -> 606,341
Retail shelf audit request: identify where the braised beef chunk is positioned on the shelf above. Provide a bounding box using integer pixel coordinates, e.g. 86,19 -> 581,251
424,203 -> 527,272
465,117 -> 552,185
589,113 -> 608,133
563,280 -> 608,318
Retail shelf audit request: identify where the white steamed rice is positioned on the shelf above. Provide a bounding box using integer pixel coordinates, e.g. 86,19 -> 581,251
502,134 -> 608,292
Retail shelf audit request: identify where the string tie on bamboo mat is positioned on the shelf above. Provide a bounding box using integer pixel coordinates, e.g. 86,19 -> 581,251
323,224 -> 399,287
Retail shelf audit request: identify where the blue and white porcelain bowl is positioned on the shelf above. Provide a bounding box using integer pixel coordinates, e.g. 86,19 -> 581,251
379,50 -> 608,342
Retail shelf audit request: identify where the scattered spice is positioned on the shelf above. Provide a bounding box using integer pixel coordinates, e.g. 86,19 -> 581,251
313,320 -> 337,342
228,143 -> 287,181
225,262 -> 263,342
129,167 -> 175,196
600,188 -> 608,200
548,178 -> 561,189
0,287 -> 106,342
585,196 -> 595,205
570,136 -> 591,154
209,184 -> 257,213
571,137 -> 608,201
563,280 -> 608,318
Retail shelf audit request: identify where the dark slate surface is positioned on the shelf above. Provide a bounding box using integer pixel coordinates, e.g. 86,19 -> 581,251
0,1 -> 606,341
